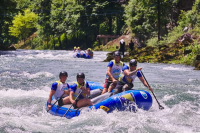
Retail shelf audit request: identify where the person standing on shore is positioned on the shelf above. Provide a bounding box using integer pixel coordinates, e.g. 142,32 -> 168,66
128,39 -> 134,51
119,39 -> 125,57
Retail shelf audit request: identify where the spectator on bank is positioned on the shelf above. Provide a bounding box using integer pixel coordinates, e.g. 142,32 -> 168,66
128,40 -> 134,51
119,39 -> 125,57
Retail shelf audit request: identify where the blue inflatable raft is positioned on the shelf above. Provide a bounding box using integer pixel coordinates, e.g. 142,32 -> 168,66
46,82 -> 152,119
73,51 -> 93,59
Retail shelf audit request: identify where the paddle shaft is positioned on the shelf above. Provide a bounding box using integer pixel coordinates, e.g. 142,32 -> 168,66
63,90 -> 82,117
47,92 -> 65,112
141,71 -> 164,109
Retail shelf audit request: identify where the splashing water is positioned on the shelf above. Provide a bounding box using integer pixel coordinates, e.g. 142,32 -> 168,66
0,50 -> 200,133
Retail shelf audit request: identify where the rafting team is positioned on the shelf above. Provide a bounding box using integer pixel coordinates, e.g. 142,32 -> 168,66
48,51 -> 153,111
73,46 -> 93,58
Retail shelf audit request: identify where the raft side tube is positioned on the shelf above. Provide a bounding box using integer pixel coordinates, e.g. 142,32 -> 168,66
89,90 -> 152,113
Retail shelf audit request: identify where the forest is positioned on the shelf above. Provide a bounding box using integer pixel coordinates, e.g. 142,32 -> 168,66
0,0 -> 200,68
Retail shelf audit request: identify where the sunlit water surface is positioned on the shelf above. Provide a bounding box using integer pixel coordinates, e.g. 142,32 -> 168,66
0,50 -> 200,133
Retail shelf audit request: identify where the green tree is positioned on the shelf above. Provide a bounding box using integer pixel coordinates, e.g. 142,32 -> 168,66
29,0 -> 54,49
9,9 -> 38,44
124,0 -> 176,43
50,0 -> 82,49
0,0 -> 18,46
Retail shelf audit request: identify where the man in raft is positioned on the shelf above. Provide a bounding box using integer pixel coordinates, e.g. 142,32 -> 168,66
48,71 -> 71,110
113,59 -> 153,94
73,46 -> 77,52
86,48 -> 93,58
69,73 -> 94,109
101,51 -> 125,94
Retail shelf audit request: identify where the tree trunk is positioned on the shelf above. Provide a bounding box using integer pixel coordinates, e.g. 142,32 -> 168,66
109,16 -> 112,35
59,35 -> 62,49
65,33 -> 67,50
85,32 -> 88,48
116,15 -> 120,35
53,35 -> 55,50
157,0 -> 161,41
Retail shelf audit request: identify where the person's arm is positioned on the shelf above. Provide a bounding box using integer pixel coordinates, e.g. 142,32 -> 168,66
80,82 -> 90,95
123,67 -> 142,76
64,84 -> 71,95
106,61 -> 116,81
106,67 -> 114,81
69,91 -> 75,104
69,84 -> 77,104
48,89 -> 55,110
64,89 -> 70,95
85,82 -> 90,95
106,66 -> 118,84
138,76 -> 153,91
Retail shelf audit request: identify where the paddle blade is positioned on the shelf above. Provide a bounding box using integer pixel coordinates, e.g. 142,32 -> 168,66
159,105 -> 164,110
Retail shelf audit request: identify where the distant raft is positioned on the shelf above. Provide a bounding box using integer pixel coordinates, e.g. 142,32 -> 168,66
46,81 -> 153,119
73,51 -> 93,59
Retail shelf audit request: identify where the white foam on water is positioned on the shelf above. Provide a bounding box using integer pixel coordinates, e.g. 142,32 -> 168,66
162,94 -> 175,101
7,50 -> 109,62
1,50 -> 200,133
187,90 -> 200,95
0,71 -> 54,79
0,88 -> 48,99
188,78 -> 198,82
0,107 -> 51,133
1,102 -> 197,133
163,66 -> 192,71
54,107 -> 194,133
21,71 -> 54,79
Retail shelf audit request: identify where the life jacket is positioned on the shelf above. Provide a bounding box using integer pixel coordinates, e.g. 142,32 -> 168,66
89,51 -> 93,57
73,81 -> 87,100
106,60 -> 124,80
54,81 -> 69,100
118,65 -> 137,84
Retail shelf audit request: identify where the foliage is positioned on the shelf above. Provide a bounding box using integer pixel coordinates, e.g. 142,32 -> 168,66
124,0 -> 177,43
9,9 -> 38,43
0,0 -> 18,46
149,0 -> 200,47
146,37 -> 158,47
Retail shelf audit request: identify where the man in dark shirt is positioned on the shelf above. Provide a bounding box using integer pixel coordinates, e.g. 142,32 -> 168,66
128,39 -> 134,51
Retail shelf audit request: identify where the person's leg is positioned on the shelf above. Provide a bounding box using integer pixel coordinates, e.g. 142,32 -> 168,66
113,81 -> 124,94
101,79 -> 108,94
122,83 -> 133,92
101,88 -> 108,94
62,96 -> 71,105
101,79 -> 111,94
58,96 -> 70,106
128,83 -> 133,89
122,84 -> 129,91
107,82 -> 117,92
77,99 -> 94,108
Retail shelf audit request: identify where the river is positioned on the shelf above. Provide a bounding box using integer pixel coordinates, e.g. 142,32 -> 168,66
0,50 -> 200,133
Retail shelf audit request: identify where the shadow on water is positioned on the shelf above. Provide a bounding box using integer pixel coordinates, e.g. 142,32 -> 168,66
0,50 -> 17,56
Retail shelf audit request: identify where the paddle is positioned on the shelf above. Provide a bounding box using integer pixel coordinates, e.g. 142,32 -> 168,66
63,90 -> 83,117
47,93 -> 65,112
140,71 -> 164,110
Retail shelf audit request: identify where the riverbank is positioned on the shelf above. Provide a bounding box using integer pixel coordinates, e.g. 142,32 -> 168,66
0,44 -> 16,51
102,33 -> 200,70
